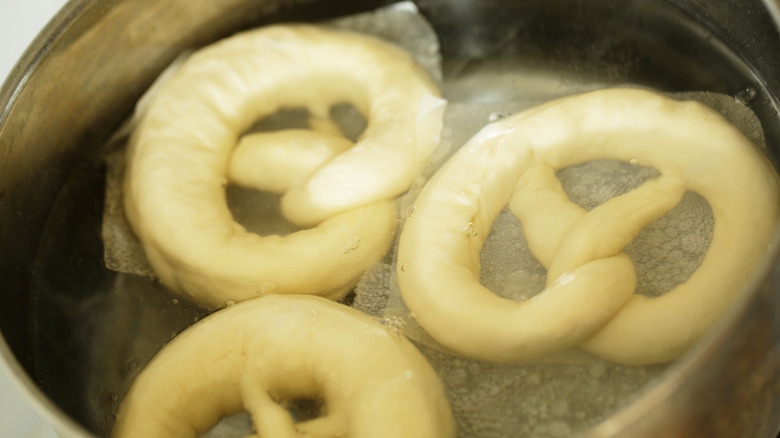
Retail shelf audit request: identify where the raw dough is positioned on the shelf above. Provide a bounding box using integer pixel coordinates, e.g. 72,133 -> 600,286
112,295 -> 455,438
397,88 -> 780,365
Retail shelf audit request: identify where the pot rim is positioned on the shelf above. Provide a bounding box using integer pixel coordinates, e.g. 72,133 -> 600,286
1,0 -> 780,437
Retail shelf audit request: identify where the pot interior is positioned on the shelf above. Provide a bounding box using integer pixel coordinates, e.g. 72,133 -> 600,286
2,0 -> 779,437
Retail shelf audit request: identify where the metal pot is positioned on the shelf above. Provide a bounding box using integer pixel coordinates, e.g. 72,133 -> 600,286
1,0 -> 780,437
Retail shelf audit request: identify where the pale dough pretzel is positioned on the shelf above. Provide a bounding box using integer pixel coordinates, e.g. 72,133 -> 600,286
397,88 -> 780,365
123,25 -> 445,307
111,295 -> 456,438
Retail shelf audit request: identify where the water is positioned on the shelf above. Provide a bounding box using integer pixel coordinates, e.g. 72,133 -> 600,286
414,344 -> 666,438
28,4 -> 776,438
31,170 -> 212,435
32,77 -> 762,438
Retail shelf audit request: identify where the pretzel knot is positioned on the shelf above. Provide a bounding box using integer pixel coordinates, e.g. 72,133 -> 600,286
123,25 -> 445,307
397,88 -> 780,365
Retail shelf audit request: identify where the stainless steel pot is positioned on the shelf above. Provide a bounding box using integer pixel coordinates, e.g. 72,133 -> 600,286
2,0 -> 780,437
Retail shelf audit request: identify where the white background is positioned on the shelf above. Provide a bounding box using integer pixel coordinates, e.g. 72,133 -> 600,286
1,1 -> 71,437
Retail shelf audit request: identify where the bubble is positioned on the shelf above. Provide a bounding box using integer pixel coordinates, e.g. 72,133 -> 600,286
488,112 -> 506,122
378,315 -> 407,335
351,239 -> 360,250
628,158 -> 639,166
343,237 -> 361,253
734,86 -> 757,104
171,298 -> 179,305
127,359 -> 139,372
224,300 -> 236,307
406,206 -> 418,217
400,264 -> 409,272
463,222 -> 477,237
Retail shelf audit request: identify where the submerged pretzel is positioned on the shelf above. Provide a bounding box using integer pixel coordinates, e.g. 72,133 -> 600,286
123,25 -> 445,307
397,88 -> 780,365
111,295 -> 456,438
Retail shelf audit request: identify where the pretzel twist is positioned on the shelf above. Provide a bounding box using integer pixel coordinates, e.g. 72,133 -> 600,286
123,25 -> 445,307
397,88 -> 780,365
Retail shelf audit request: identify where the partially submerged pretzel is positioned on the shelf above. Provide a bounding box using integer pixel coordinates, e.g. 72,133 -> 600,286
123,25 -> 445,307
397,88 -> 780,365
111,295 -> 456,438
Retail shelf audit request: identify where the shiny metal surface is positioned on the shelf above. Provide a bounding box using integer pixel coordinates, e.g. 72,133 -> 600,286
1,0 -> 779,437
0,2 -> 85,437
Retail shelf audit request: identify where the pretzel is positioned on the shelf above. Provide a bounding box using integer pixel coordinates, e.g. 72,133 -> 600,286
111,295 -> 455,438
123,25 -> 445,307
397,88 -> 780,365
